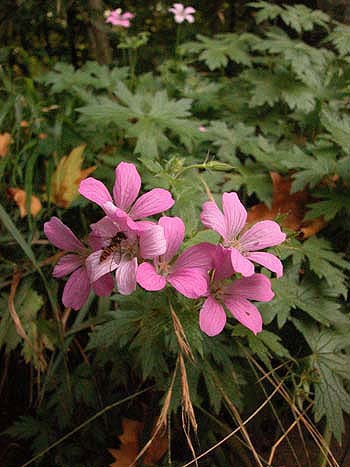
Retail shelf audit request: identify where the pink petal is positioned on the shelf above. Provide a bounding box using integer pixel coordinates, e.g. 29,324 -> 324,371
113,162 -> 141,211
185,14 -> 195,23
199,297 -> 226,336
53,254 -> 82,278
223,297 -> 262,335
139,225 -> 166,259
174,15 -> 185,23
115,258 -> 138,295
44,217 -> 84,252
247,252 -> 284,278
212,245 -> 234,281
136,262 -> 166,291
168,268 -> 209,298
103,202 -> 131,231
230,248 -> 254,277
129,188 -> 175,220
200,201 -> 227,239
89,216 -> 119,250
86,250 -> 121,283
122,12 -> 134,20
222,192 -> 247,241
240,221 -> 286,251
184,7 -> 196,14
92,274 -> 114,296
79,177 -> 113,208
170,3 -> 184,14
62,267 -> 90,310
172,243 -> 215,271
159,216 -> 185,262
224,273 -> 274,302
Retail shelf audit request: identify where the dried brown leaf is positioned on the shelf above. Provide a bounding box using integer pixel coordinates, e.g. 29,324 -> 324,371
247,172 -> 326,238
0,132 -> 12,157
8,188 -> 42,217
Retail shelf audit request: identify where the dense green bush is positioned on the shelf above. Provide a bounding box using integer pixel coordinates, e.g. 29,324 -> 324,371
1,2 -> 350,466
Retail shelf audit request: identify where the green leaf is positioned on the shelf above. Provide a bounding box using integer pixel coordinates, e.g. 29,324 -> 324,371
320,109 -> 350,152
249,2 -> 329,33
233,325 -> 291,368
328,25 -> 350,56
224,164 -> 272,204
260,265 -> 348,328
0,280 -> 44,366
293,320 -> 350,442
304,191 -> 350,221
280,237 -> 350,297
181,33 -> 253,70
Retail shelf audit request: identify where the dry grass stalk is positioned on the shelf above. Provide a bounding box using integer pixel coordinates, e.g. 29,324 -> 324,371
218,383 -> 264,467
249,354 -> 339,467
8,269 -> 46,370
170,304 -> 194,361
179,353 -> 198,467
131,360 -> 178,466
179,380 -> 285,467
268,402 -> 313,465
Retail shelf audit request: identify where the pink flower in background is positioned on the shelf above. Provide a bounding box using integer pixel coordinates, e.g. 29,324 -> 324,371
86,216 -> 166,295
79,162 -> 174,232
200,192 -> 286,278
198,125 -> 207,132
169,3 -> 196,23
137,216 -> 215,298
199,246 -> 274,336
44,217 -> 113,310
106,8 -> 134,28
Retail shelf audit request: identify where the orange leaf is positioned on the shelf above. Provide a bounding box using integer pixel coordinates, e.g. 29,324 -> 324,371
50,144 -> 96,208
246,172 -> 326,238
108,418 -> 167,467
0,132 -> 12,157
8,188 -> 42,217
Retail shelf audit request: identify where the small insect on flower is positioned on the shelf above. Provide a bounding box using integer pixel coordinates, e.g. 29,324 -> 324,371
99,232 -> 126,263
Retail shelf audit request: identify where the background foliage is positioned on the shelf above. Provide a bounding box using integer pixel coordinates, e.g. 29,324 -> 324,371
1,1 -> 350,466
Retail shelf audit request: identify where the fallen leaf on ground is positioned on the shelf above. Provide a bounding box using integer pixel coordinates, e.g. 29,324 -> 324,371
8,188 -> 42,217
0,132 -> 12,157
50,144 -> 95,208
247,172 -> 326,238
109,418 -> 167,467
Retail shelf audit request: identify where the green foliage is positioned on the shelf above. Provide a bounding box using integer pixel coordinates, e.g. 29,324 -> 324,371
293,320 -> 350,442
2,1 -> 350,464
249,1 -> 330,33
180,33 -> 254,70
77,82 -> 199,158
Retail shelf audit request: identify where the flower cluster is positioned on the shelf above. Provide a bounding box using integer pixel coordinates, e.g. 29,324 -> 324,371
105,3 -> 196,28
105,8 -> 134,28
45,162 -> 285,337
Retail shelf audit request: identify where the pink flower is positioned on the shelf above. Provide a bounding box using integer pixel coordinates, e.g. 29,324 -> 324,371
198,125 -> 207,132
136,216 -> 215,298
79,162 -> 174,232
44,217 -> 113,310
106,8 -> 134,28
200,192 -> 286,278
85,216 -> 166,295
199,246 -> 274,336
169,3 -> 196,23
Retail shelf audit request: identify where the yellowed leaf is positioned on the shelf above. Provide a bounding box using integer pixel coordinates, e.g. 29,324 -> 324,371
8,188 -> 42,217
50,144 -> 96,208
0,132 -> 12,157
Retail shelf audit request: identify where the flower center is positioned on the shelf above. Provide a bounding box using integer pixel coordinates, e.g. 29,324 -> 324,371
159,260 -> 170,274
210,281 -> 225,302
